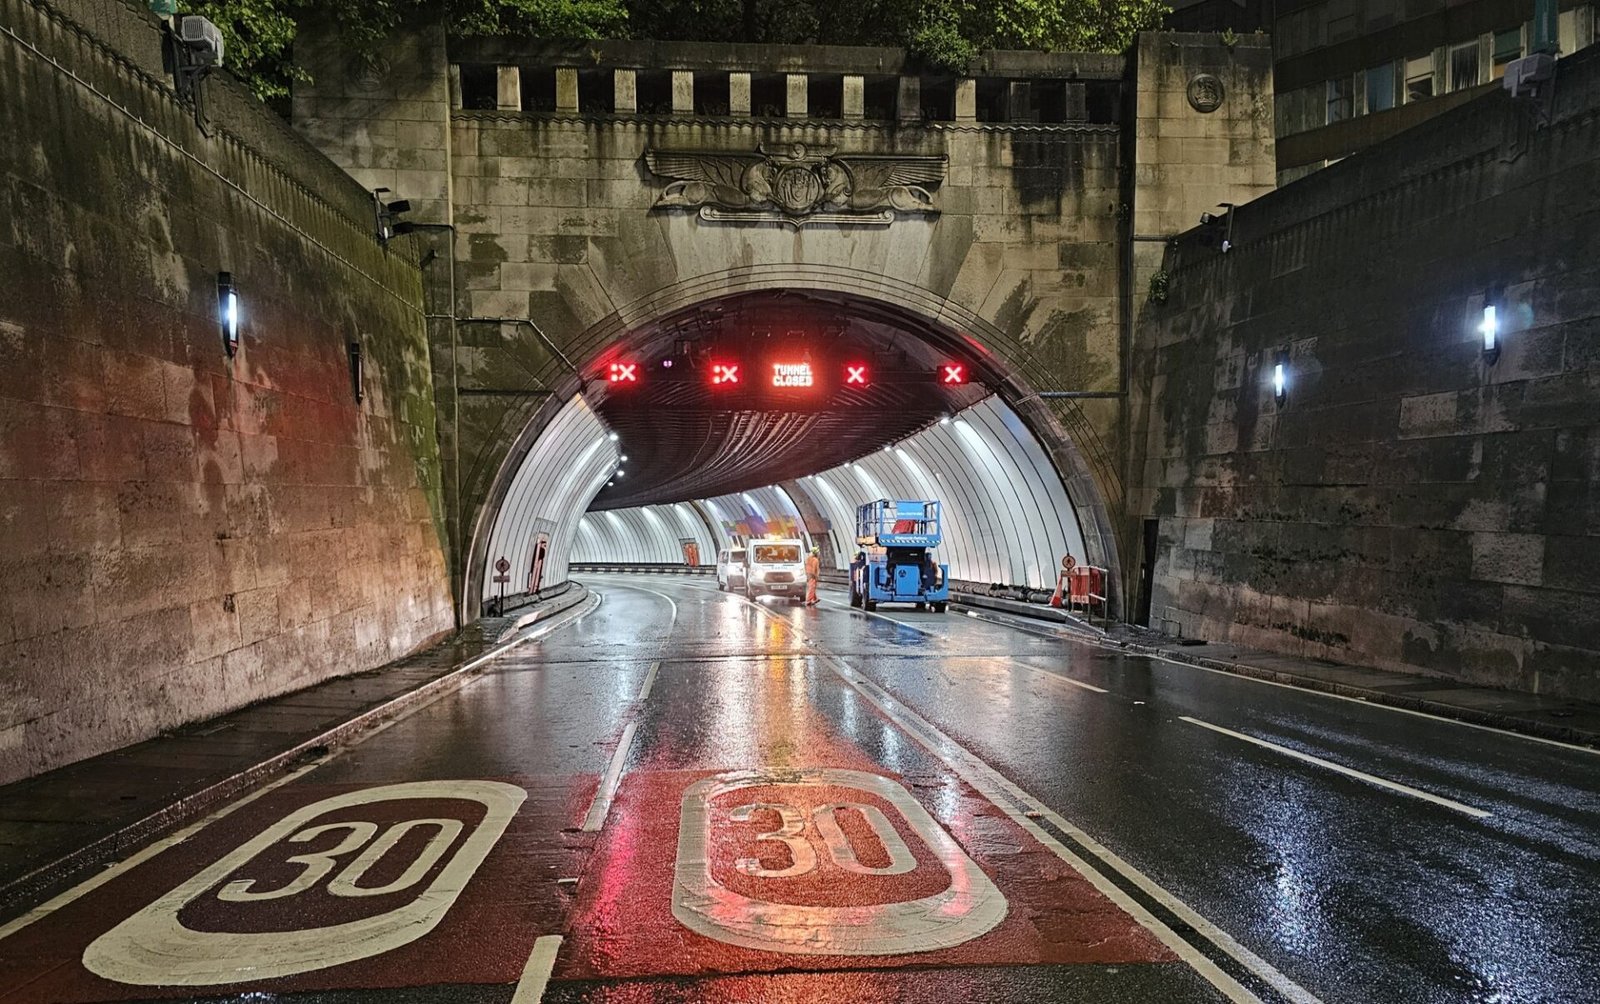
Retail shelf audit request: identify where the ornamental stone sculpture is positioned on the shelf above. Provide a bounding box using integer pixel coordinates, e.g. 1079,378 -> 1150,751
644,143 -> 947,227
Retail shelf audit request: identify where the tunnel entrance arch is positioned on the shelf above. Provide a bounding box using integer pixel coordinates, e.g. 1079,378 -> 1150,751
464,266 -> 1124,619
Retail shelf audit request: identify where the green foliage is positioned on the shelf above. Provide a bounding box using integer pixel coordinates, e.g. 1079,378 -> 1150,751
198,0 -> 1167,101
1148,269 -> 1169,304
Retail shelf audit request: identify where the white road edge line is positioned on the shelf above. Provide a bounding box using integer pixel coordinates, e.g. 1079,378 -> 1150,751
637,660 -> 660,701
0,593 -> 603,945
0,758 -> 325,944
731,598 -> 1316,1004
510,934 -> 563,1003
581,721 -> 639,832
1179,716 -> 1492,819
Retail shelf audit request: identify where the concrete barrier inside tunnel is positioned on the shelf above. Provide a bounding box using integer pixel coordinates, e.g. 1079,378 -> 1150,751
570,396 -> 1087,591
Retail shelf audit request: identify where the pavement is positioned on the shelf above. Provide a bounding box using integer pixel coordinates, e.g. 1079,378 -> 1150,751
945,590 -> 1600,748
0,584 -> 592,915
1,574 -> 1597,1003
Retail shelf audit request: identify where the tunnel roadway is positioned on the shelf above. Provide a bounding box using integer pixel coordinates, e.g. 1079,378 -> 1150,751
1,574 -> 1597,1004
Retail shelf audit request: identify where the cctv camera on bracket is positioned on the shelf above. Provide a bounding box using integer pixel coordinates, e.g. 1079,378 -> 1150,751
170,14 -> 224,105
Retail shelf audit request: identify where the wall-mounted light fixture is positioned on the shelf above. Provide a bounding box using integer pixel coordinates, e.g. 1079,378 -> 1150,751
217,271 -> 239,356
1480,287 -> 1502,365
1272,352 -> 1289,407
347,340 -> 364,403
372,187 -> 414,242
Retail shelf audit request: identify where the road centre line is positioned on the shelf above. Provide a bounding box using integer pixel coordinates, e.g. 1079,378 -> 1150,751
0,596 -> 602,944
732,598 -> 1317,1004
581,721 -> 639,832
1179,717 -> 1492,819
510,934 -> 563,1003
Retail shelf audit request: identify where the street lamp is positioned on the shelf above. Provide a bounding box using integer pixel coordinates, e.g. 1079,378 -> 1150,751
1480,289 -> 1502,365
1272,353 -> 1289,407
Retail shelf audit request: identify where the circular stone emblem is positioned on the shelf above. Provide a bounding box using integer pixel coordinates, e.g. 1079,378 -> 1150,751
1187,73 -> 1225,113
772,167 -> 824,214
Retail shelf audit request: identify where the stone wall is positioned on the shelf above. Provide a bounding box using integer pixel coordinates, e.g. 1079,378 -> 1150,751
1130,46 -> 1600,699
0,0 -> 455,782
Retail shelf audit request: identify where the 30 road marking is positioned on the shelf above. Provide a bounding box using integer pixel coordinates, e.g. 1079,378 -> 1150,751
81,781 -> 527,986
582,721 -> 639,832
1179,717 -> 1492,819
511,934 -> 563,1003
728,598 -> 1317,1004
672,768 -> 1007,955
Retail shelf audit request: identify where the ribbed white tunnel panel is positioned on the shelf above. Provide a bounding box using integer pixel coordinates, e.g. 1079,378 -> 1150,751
572,396 -> 1086,590
576,502 -> 721,565
480,394 -> 618,599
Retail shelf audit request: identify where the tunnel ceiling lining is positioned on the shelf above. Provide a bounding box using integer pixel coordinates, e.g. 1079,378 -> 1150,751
588,290 -> 989,510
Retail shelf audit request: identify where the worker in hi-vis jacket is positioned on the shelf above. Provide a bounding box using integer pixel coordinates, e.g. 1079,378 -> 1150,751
805,546 -> 822,606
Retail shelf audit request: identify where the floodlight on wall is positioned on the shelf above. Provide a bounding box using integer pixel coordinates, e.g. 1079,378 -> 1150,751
373,188 -> 415,242
1272,353 -> 1289,407
217,271 -> 239,356
1479,289 -> 1502,365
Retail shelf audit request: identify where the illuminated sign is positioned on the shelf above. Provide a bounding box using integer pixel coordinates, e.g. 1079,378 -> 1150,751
941,363 -> 966,385
608,362 -> 638,383
771,362 -> 814,388
845,364 -> 869,387
712,363 -> 740,386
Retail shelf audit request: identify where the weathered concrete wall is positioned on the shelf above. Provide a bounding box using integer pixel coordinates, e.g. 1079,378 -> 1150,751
292,32 -> 1276,615
0,0 -> 454,782
1130,46 -> 1600,699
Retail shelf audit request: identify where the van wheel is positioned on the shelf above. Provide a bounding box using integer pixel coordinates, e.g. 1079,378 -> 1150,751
932,602 -> 947,613
864,599 -> 877,612
915,602 -> 926,611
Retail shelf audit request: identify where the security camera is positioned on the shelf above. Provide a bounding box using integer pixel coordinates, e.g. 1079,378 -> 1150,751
178,15 -> 224,68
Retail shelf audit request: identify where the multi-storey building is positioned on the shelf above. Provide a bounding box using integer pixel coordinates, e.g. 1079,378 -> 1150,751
1271,0 -> 1596,184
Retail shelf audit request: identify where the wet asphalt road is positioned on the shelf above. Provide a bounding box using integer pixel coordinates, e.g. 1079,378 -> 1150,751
2,574 -> 1598,1003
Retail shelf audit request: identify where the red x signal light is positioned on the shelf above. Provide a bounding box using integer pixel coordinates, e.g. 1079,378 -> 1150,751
844,364 -> 870,387
608,361 -> 639,384
941,363 -> 967,385
711,363 -> 740,386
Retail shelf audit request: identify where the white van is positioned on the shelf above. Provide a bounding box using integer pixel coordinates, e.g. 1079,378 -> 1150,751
744,538 -> 807,602
716,546 -> 747,591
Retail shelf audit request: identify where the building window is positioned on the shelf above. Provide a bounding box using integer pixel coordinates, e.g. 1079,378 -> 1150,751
1326,76 -> 1354,123
1405,54 -> 1434,102
1365,63 -> 1396,112
1449,41 -> 1481,92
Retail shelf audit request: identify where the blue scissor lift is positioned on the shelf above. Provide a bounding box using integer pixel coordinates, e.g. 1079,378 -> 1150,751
851,499 -> 950,612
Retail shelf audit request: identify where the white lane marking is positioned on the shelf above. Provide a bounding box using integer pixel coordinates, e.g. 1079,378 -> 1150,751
637,661 -> 660,701
81,782 -> 526,985
735,601 -> 1315,1004
1016,664 -> 1108,694
0,596 -> 600,945
822,655 -> 1318,1004
673,768 -> 1006,955
510,934 -> 563,1003
581,721 -> 639,832
1179,717 -> 1492,819
1143,650 -> 1600,758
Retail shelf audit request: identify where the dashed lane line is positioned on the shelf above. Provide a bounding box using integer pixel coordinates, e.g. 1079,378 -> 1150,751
511,934 -> 563,1003
637,660 -> 660,701
581,721 -> 639,833
1180,717 -> 1492,819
